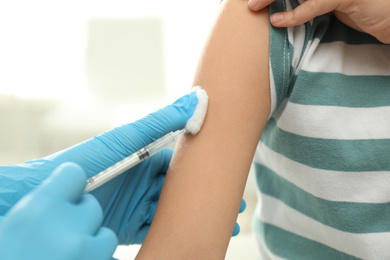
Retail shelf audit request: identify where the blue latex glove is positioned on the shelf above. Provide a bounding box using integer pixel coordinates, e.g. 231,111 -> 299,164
232,199 -> 246,237
0,91 -> 199,245
0,163 -> 118,260
0,90 -> 246,244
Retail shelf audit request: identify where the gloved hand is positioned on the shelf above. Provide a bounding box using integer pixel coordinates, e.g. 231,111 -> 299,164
0,163 -> 118,260
0,91 -> 199,245
248,0 -> 390,44
232,199 -> 246,237
0,90 -> 246,244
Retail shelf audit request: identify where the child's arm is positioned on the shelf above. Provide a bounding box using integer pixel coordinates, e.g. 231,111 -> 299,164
136,0 -> 270,258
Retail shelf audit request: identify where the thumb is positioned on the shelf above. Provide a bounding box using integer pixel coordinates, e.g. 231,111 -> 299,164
37,162 -> 87,203
270,0 -> 336,27
248,0 -> 275,11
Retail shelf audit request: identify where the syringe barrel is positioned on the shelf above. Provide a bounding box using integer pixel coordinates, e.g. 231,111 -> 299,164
84,153 -> 141,193
145,129 -> 186,157
84,129 -> 186,193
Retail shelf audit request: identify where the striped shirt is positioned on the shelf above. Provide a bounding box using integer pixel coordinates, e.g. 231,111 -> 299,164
253,0 -> 390,259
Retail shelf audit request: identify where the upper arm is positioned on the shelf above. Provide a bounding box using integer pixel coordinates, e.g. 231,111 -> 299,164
137,0 -> 270,258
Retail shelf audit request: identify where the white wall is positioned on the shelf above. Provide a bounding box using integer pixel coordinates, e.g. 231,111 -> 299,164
0,0 -> 222,162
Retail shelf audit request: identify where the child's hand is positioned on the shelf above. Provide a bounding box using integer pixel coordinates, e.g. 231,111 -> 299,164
248,0 -> 390,44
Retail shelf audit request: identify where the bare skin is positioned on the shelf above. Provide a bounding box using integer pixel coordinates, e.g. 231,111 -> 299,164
136,0 -> 271,259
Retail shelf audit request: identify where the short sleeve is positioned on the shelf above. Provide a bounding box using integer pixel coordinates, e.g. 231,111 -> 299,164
268,0 -> 330,116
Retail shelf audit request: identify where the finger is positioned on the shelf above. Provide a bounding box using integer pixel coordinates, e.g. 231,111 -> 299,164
159,148 -> 174,177
75,194 -> 104,234
270,0 -> 337,27
145,200 -> 158,225
133,225 -> 150,245
95,90 -> 199,155
85,227 -> 118,260
248,0 -> 276,12
38,162 -> 87,203
143,175 -> 165,224
118,224 -> 150,245
139,148 -> 173,179
232,223 -> 240,237
239,199 -> 247,213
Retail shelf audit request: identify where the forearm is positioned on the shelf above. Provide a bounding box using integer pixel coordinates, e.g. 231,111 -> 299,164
136,0 -> 270,258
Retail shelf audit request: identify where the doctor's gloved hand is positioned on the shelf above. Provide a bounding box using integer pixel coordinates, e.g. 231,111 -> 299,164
0,90 -> 199,245
0,163 -> 117,260
232,199 -> 246,237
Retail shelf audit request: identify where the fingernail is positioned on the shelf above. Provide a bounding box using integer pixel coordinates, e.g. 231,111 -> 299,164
271,13 -> 284,24
248,0 -> 259,9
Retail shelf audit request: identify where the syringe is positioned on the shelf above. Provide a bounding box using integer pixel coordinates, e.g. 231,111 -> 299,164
84,129 -> 186,193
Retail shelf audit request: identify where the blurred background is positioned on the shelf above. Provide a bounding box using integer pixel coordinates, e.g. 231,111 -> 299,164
0,0 -> 258,258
